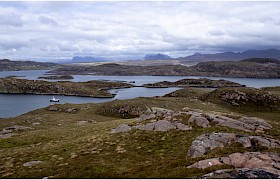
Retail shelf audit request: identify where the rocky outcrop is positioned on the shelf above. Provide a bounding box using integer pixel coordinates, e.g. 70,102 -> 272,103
0,125 -> 31,140
38,75 -> 74,80
46,105 -> 78,113
3,125 -> 31,132
187,152 -> 280,178
111,106 -> 273,134
112,107 -> 192,133
187,133 -> 280,158
205,114 -> 272,133
202,87 -> 280,111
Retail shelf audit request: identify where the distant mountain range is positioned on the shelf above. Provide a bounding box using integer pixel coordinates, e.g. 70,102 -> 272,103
142,49 -> 280,62
177,49 -> 280,62
72,56 -> 108,63
71,49 -> 280,63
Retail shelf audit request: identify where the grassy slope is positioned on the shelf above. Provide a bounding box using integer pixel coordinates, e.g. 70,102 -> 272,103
0,89 -> 279,178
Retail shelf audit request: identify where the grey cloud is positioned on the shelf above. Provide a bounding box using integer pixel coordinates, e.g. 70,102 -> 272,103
0,14 -> 23,27
0,1 -> 280,61
38,16 -> 58,26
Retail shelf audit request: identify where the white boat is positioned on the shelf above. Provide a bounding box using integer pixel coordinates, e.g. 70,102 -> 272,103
50,96 -> 60,102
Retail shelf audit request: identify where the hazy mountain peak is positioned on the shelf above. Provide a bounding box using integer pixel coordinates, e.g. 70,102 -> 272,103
143,53 -> 172,60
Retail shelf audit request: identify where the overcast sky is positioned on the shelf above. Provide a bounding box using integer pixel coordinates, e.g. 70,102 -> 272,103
1,1 -> 280,62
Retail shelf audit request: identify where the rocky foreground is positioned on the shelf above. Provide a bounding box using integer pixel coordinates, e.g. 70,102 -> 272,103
112,106 -> 280,178
0,78 -> 133,97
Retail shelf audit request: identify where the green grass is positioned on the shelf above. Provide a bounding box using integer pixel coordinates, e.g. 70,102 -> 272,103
0,92 -> 280,178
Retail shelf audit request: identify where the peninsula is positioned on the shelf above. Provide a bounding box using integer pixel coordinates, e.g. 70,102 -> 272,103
0,78 -> 133,98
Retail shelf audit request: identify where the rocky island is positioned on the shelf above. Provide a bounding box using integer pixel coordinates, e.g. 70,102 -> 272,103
144,78 -> 244,88
0,78 -> 133,98
38,75 -> 74,80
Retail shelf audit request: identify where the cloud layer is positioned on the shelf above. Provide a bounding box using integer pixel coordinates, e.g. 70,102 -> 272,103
0,1 -> 280,61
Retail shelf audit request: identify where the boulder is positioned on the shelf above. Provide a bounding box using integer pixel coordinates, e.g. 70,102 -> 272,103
23,161 -> 42,167
188,114 -> 210,128
111,124 -> 132,133
154,120 -> 176,132
229,153 -> 249,168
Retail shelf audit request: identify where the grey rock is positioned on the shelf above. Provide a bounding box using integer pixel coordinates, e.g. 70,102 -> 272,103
0,133 -> 13,140
176,123 -> 192,131
111,124 -> 132,133
77,121 -> 88,125
23,160 -> 42,167
249,136 -> 272,148
46,105 -> 58,111
137,113 -> 156,122
65,108 -> 77,113
237,136 -> 252,148
210,115 -> 272,132
151,107 -> 174,117
188,114 -> 210,128
3,125 -> 31,132
134,122 -> 156,131
239,117 -> 272,130
154,120 -> 176,131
